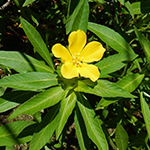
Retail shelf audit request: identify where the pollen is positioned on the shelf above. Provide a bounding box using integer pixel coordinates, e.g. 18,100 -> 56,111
72,53 -> 83,67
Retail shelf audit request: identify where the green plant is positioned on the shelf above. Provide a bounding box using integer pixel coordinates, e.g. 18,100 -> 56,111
0,0 -> 150,150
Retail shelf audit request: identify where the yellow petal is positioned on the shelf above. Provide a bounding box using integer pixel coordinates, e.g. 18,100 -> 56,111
61,63 -> 79,79
68,30 -> 86,55
78,63 -> 100,82
80,41 -> 106,63
52,43 -> 72,63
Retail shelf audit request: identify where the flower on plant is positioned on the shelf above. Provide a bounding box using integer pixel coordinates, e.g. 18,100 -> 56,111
52,30 -> 106,82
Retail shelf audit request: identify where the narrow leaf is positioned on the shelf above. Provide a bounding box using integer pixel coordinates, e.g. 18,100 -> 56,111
134,26 -> 150,63
75,79 -> 135,98
29,104 -> 60,150
20,17 -> 54,70
8,86 -> 65,120
23,0 -> 36,7
56,92 -> 76,139
140,92 -> 150,139
96,53 -> 134,78
74,105 -> 90,150
66,0 -> 89,34
0,91 -> 37,113
0,72 -> 58,90
77,93 -> 108,150
0,51 -> 53,73
115,124 -> 129,150
88,22 -> 137,60
0,121 -> 35,146
125,1 -> 134,19
97,73 -> 144,108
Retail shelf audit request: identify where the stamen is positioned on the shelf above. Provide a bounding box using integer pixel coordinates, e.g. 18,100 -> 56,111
72,53 -> 84,67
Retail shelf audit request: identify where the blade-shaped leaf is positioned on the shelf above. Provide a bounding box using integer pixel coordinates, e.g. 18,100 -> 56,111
97,73 -> 144,108
132,2 -> 150,14
8,86 -> 65,120
125,1 -> 134,19
77,93 -> 108,150
118,0 -> 125,5
0,87 -> 6,96
134,26 -> 150,63
96,53 -> 134,78
0,51 -> 53,73
0,121 -> 35,146
56,91 -> 76,139
0,91 -> 38,113
115,124 -> 129,150
23,0 -> 36,7
74,105 -> 90,150
20,17 -> 54,70
75,79 -> 135,98
0,72 -> 58,90
66,0 -> 89,34
29,104 -> 60,150
88,22 -> 137,60
140,92 -> 150,139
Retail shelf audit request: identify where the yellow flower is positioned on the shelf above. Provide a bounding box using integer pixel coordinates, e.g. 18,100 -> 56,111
52,30 -> 106,82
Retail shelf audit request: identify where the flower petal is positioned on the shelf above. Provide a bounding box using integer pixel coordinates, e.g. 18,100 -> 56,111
52,43 -> 72,63
61,63 -> 79,79
68,30 -> 86,55
78,63 -> 100,82
80,41 -> 106,63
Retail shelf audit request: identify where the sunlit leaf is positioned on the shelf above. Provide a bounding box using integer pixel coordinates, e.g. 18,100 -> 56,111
75,79 -> 135,98
88,22 -> 137,60
0,121 -> 35,146
23,0 -> 36,7
0,72 -> 58,90
140,92 -> 150,139
97,73 -> 144,108
66,0 -> 89,34
115,124 -> 129,150
0,91 -> 38,113
0,51 -> 53,73
74,105 -> 90,150
134,26 -> 150,64
77,93 -> 108,150
20,17 -> 54,70
8,86 -> 65,120
96,53 -> 133,78
29,104 -> 60,150
56,91 -> 76,139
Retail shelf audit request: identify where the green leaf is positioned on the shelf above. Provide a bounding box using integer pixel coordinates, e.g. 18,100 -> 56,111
0,121 -> 35,146
74,105 -> 90,150
88,22 -> 137,60
0,72 -> 58,90
134,26 -> 150,63
0,87 -> 6,96
115,124 -> 129,150
75,80 -> 135,98
0,91 -> 38,113
29,104 -> 60,150
20,17 -> 54,70
66,0 -> 89,34
22,0 -> 36,7
97,73 -> 144,108
96,53 -> 135,78
118,0 -> 125,5
125,1 -> 134,19
0,51 -> 53,73
56,91 -> 77,139
8,86 -> 65,120
132,2 -> 150,14
77,93 -> 108,150
140,92 -> 150,139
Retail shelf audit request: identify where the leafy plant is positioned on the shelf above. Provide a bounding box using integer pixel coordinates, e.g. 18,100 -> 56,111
0,0 -> 150,150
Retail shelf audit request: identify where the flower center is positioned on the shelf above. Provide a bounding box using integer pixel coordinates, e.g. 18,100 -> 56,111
72,53 -> 84,67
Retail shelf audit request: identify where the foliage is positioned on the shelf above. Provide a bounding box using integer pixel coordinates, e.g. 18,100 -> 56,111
0,0 -> 150,149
